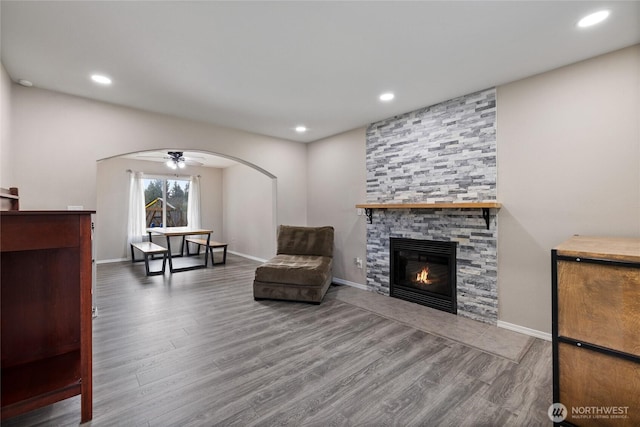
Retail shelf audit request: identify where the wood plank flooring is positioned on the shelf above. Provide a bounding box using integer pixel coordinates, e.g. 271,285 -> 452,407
3,255 -> 552,426
330,286 -> 534,362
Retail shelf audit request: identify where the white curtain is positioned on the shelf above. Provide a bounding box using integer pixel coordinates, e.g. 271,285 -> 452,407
187,175 -> 202,229
127,171 -> 146,255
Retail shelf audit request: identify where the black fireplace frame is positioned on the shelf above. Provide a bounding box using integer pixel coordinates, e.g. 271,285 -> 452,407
389,237 -> 457,314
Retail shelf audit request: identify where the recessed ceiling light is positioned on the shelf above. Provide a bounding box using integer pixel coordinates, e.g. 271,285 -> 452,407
17,79 -> 33,87
379,92 -> 395,102
91,74 -> 112,85
295,126 -> 307,133
577,10 -> 610,28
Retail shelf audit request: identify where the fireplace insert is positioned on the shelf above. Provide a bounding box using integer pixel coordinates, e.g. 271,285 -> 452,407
390,238 -> 457,314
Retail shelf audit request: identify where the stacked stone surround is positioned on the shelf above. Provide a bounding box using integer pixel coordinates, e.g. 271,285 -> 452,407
365,88 -> 498,324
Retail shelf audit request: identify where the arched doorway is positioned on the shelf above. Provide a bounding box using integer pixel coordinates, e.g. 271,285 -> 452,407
95,149 -> 277,263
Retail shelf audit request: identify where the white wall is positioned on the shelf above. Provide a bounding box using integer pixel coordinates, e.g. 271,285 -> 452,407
10,86 -> 308,257
96,156 -> 223,261
0,63 -> 12,186
307,127 -> 367,286
222,164 -> 275,261
497,45 -> 640,334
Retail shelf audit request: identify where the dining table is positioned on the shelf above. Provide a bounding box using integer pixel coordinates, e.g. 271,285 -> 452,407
146,227 -> 213,273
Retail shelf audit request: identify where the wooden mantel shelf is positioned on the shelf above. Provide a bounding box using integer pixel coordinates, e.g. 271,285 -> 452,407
356,202 -> 501,209
355,202 -> 502,229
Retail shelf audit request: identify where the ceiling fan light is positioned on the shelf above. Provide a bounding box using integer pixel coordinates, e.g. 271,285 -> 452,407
178,161 -> 186,169
166,160 -> 175,168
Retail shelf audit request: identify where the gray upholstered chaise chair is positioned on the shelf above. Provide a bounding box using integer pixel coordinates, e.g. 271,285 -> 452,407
253,225 -> 334,304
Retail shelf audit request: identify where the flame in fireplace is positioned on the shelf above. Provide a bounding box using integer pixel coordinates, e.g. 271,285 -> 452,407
415,267 -> 433,285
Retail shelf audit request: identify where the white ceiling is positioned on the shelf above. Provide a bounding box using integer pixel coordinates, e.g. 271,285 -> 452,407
2,1 -> 639,143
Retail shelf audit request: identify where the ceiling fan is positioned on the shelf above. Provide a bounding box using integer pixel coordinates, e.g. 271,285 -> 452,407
134,151 -> 205,168
166,151 -> 186,169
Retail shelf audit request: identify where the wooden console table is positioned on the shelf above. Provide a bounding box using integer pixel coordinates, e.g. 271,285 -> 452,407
552,236 -> 640,426
1,211 -> 94,423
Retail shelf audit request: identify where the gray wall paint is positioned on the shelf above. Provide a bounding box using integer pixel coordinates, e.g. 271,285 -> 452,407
9,85 -> 307,220
307,127 -> 367,285
223,163 -> 276,261
8,85 -> 308,262
497,45 -> 640,333
1,64 -> 13,187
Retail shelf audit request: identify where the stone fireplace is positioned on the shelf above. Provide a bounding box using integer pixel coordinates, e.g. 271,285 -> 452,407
390,237 -> 457,314
364,88 -> 498,324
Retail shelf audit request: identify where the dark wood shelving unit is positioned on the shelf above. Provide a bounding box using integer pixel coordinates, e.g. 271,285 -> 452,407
1,211 -> 94,423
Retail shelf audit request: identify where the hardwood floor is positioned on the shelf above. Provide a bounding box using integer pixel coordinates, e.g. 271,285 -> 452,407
3,255 -> 552,426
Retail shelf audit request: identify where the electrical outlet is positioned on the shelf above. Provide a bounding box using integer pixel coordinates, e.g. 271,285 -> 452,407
355,257 -> 363,269
357,208 -> 363,216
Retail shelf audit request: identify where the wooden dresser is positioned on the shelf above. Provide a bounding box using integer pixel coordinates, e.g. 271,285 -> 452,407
552,236 -> 640,426
1,211 -> 94,423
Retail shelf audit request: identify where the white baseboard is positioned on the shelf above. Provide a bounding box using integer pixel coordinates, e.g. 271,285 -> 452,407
332,278 -> 369,291
497,320 -> 552,341
96,258 -> 128,264
332,282 -> 552,343
228,250 -> 268,263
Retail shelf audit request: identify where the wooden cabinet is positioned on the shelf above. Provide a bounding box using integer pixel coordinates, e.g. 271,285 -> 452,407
552,236 -> 640,426
1,211 -> 94,422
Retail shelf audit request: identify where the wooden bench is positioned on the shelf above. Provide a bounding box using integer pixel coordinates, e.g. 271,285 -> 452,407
130,242 -> 168,276
184,238 -> 228,265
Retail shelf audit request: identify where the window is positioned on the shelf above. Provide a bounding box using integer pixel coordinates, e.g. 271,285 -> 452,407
143,177 -> 190,228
